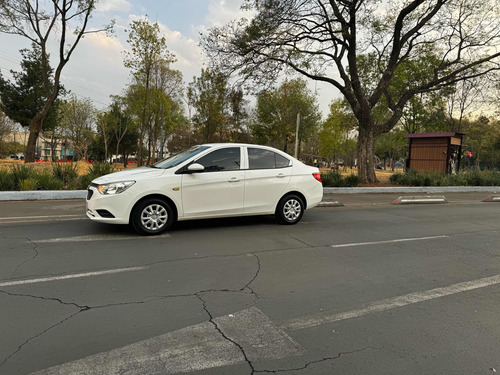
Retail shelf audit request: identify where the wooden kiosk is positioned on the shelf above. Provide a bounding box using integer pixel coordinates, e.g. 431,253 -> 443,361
404,132 -> 465,173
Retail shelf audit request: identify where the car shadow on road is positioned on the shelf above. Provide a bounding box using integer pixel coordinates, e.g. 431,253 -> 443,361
87,215 -> 278,237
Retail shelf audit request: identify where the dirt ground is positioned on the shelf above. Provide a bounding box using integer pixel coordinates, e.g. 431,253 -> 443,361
320,167 -> 403,186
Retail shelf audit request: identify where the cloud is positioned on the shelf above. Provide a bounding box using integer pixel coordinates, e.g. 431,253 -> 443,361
96,0 -> 133,13
61,32 -> 129,108
205,0 -> 251,27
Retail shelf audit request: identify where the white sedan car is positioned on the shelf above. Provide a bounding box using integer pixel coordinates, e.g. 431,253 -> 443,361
86,143 -> 323,235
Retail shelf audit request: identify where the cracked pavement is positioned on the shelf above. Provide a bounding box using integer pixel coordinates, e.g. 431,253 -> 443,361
0,198 -> 500,374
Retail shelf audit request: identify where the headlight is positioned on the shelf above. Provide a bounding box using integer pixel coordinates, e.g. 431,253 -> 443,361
97,181 -> 135,195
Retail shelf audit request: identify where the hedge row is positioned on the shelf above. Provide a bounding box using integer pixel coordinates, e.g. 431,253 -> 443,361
390,170 -> 500,186
0,163 -> 115,191
321,171 -> 361,187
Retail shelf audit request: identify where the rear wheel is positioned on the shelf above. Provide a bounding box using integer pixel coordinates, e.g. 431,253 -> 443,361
275,194 -> 304,225
131,198 -> 174,235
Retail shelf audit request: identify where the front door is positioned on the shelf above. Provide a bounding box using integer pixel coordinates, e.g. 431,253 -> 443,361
181,147 -> 244,218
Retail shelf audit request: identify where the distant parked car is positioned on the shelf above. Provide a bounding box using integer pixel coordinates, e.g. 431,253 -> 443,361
86,143 -> 324,235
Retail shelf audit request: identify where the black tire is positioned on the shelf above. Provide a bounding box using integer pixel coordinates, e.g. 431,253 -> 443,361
131,198 -> 175,236
275,194 -> 305,225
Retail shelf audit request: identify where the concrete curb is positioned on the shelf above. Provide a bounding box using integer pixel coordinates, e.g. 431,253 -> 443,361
0,186 -> 499,201
323,186 -> 500,194
0,190 -> 87,201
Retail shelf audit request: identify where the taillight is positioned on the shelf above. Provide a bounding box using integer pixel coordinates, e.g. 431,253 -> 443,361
313,172 -> 322,182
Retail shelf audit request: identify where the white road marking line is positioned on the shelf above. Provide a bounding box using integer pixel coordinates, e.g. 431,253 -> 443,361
330,235 -> 449,248
29,307 -> 304,375
0,214 -> 85,221
0,266 -> 149,287
279,273 -> 500,331
34,233 -> 171,243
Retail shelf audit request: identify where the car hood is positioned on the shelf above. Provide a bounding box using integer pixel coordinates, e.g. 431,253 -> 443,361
92,167 -> 165,184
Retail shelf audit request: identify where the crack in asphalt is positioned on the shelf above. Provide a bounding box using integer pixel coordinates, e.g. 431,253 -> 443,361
0,289 -> 90,310
255,347 -> 379,373
196,293 -> 256,375
10,237 -> 39,279
0,308 -> 86,369
287,235 -> 314,248
0,251 -> 264,370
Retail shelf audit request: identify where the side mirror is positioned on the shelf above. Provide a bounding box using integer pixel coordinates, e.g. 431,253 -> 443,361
187,163 -> 205,173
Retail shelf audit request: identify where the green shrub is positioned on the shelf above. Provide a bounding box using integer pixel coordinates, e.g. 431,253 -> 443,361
344,173 -> 361,187
0,170 -> 16,191
86,162 -> 115,179
51,162 -> 79,184
19,178 -> 37,191
390,169 -> 500,186
321,171 -> 344,187
76,174 -> 94,190
35,173 -> 64,190
321,171 -> 360,187
9,165 -> 36,189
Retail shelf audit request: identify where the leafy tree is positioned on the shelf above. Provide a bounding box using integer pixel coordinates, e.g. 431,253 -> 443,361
0,0 -> 112,162
188,68 -> 249,143
187,68 -> 227,143
252,79 -> 320,153
462,116 -> 500,169
203,0 -> 500,182
59,96 -> 96,161
374,131 -> 407,170
0,45 -> 59,132
319,99 -> 356,163
124,18 -> 176,165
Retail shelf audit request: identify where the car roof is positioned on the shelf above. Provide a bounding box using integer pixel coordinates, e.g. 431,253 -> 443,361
201,143 -> 293,157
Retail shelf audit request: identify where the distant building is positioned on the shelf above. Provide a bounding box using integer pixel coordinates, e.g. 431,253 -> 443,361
4,130 -> 73,160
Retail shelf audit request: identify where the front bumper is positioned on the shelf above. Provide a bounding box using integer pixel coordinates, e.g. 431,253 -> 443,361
86,186 -> 132,224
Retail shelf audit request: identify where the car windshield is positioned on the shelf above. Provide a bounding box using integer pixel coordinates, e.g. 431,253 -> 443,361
152,145 -> 210,169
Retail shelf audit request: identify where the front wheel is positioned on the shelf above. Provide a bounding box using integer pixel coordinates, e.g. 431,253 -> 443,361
131,198 -> 175,235
275,194 -> 305,225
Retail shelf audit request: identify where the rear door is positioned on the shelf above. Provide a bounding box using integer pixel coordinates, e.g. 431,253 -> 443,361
243,147 -> 292,214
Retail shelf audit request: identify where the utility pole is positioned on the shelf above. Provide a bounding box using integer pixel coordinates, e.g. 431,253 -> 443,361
294,112 -> 300,159
160,104 -> 165,159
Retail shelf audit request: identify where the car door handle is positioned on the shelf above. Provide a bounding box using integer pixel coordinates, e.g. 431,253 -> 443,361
276,173 -> 287,178
228,177 -> 240,182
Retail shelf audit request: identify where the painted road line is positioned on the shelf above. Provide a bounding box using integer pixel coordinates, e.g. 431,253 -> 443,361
0,214 -> 86,222
0,266 -> 149,288
34,233 -> 171,243
279,273 -> 500,331
330,235 -> 449,248
29,307 -> 304,375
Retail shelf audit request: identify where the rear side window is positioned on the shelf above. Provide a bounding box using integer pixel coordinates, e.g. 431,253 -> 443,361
248,148 -> 291,169
276,153 -> 291,168
195,147 -> 241,172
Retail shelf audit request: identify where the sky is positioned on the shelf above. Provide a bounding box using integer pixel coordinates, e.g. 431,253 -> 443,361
0,0 -> 338,116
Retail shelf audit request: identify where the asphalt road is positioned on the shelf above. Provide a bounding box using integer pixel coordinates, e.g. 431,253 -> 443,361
0,193 -> 499,375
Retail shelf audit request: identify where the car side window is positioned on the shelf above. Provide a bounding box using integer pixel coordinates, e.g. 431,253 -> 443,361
195,147 -> 241,172
248,148 -> 275,169
275,153 -> 291,168
248,148 -> 291,169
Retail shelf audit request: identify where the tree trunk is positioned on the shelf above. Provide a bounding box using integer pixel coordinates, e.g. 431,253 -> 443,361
25,117 -> 43,162
357,124 -> 377,183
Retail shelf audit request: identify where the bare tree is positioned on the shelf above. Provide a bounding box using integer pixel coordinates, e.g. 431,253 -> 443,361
0,0 -> 112,162
203,0 -> 500,181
